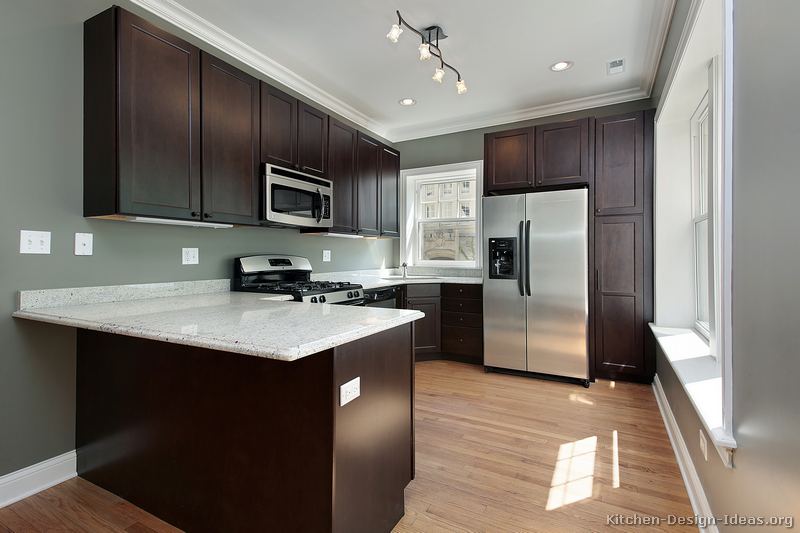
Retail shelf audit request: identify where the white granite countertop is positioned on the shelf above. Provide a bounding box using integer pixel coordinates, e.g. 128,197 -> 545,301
13,291 -> 423,362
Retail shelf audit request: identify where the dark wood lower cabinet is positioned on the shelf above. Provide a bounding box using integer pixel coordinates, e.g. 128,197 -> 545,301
76,326 -> 413,533
594,215 -> 651,381
406,296 -> 441,354
404,284 -> 483,365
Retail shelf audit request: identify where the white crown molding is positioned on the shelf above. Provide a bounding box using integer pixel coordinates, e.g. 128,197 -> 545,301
131,0 -> 675,143
387,87 -> 649,142
642,0 -> 678,97
653,376 -> 719,533
129,0 -> 388,139
0,451 -> 76,508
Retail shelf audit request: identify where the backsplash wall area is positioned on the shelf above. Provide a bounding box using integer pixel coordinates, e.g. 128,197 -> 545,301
0,1 -> 395,476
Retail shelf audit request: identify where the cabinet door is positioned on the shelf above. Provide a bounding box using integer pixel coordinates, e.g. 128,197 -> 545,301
595,112 -> 644,215
484,127 -> 534,193
406,297 -> 441,354
260,83 -> 298,169
595,215 -> 644,379
380,146 -> 400,237
297,102 -> 328,177
356,133 -> 380,235
535,118 -> 590,188
117,9 -> 201,220
200,53 -> 259,225
327,119 -> 358,233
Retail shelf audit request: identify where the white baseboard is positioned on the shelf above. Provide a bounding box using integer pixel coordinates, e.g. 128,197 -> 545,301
652,375 -> 717,533
0,450 -> 76,508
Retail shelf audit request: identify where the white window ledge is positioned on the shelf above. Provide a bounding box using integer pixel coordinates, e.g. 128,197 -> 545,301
650,324 -> 737,466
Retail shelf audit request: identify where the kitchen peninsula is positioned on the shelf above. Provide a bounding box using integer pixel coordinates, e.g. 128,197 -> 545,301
13,282 -> 423,533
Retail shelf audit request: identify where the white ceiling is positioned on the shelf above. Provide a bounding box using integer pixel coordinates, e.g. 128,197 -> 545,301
133,0 -> 675,141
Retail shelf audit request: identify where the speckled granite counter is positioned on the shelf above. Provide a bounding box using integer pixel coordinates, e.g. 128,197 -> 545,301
13,286 -> 423,361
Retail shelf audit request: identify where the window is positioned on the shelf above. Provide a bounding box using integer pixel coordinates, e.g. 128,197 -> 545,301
690,93 -> 713,339
401,161 -> 483,268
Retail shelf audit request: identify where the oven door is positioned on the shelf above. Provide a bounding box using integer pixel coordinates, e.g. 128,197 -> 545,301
265,173 -> 332,228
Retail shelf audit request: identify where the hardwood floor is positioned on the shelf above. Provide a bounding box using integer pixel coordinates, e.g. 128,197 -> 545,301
0,361 -> 692,532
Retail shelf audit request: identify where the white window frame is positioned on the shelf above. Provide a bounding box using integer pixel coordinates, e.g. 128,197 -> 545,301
400,161 -> 483,269
690,91 -> 713,341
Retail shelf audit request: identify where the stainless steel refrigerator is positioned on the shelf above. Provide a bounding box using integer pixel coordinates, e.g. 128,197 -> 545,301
482,189 -> 589,384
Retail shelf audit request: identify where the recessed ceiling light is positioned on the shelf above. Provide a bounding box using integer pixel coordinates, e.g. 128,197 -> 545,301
550,61 -> 574,72
398,98 -> 416,106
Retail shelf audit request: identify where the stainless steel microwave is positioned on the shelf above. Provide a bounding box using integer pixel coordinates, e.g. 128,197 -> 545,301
263,164 -> 332,229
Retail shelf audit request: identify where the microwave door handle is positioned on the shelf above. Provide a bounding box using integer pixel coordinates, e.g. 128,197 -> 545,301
315,188 -> 323,223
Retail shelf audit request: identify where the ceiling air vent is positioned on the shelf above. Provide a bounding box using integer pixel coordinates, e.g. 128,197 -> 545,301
607,58 -> 625,75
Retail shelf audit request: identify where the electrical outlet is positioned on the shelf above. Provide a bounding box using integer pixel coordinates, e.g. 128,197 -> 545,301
699,430 -> 708,461
339,376 -> 361,406
19,230 -> 51,254
182,247 -> 199,265
322,249 -> 331,262
74,233 -> 93,256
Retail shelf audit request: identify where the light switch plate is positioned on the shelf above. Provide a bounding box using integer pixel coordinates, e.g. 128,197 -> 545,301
74,233 -> 93,256
20,230 -> 51,254
182,247 -> 199,265
339,376 -> 361,406
322,249 -> 331,262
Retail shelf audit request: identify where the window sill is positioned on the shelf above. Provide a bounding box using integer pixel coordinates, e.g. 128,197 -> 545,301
649,323 -> 737,466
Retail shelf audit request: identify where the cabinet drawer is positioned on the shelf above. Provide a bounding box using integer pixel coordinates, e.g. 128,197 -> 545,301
405,283 -> 441,298
442,298 -> 482,314
442,311 -> 482,329
442,284 -> 482,300
442,326 -> 483,357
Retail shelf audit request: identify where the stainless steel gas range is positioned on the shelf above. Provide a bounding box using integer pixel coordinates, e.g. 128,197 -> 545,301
232,254 -> 364,305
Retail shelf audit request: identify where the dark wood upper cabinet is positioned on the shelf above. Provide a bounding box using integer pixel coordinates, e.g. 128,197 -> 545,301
594,215 -> 645,379
535,118 -> 590,188
380,146 -> 400,237
200,53 -> 259,225
484,127 -> 534,193
260,83 -> 298,170
356,133 -> 381,236
327,119 -> 358,234
260,84 -> 328,178
85,8 -> 202,220
595,111 -> 644,215
297,102 -> 328,177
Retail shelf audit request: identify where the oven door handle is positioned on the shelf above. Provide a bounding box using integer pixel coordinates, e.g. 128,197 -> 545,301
316,188 -> 324,223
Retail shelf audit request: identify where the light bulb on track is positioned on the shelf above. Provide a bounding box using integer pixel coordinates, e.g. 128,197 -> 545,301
432,67 -> 445,83
386,23 -> 403,43
456,79 -> 467,94
418,42 -> 432,60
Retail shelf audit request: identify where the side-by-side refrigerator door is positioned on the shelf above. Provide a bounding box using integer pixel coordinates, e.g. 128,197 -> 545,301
525,189 -> 589,379
482,194 -> 527,371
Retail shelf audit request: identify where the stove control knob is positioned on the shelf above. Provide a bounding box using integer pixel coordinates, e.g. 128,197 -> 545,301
347,291 -> 353,298
319,295 -> 327,303
310,297 -> 318,303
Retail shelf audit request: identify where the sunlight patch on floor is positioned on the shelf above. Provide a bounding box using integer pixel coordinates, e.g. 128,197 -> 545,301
545,436 -> 597,510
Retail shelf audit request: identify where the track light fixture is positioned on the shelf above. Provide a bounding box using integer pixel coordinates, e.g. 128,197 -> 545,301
386,11 -> 467,95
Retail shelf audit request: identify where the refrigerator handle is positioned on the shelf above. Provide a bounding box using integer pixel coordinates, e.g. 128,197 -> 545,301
525,220 -> 532,296
517,221 -> 525,296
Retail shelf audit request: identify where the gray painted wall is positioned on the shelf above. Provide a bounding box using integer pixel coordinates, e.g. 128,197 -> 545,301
0,0 -> 395,476
656,0 -> 800,528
